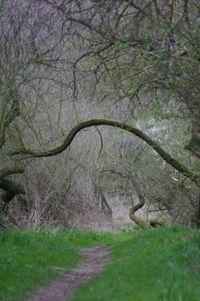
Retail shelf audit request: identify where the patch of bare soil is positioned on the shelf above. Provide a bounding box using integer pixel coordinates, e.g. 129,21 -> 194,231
26,247 -> 110,301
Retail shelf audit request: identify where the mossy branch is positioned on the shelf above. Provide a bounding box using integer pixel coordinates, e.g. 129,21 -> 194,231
11,118 -> 200,186
0,177 -> 25,195
129,208 -> 147,229
129,178 -> 147,229
0,167 -> 25,205
15,126 -> 29,152
0,166 -> 25,178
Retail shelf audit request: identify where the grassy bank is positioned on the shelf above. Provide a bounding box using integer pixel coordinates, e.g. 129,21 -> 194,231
0,229 -> 130,301
70,226 -> 200,301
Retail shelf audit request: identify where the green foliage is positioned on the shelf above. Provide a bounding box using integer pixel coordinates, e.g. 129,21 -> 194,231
70,227 -> 200,301
158,22 -> 169,33
115,34 -> 132,50
147,99 -> 163,121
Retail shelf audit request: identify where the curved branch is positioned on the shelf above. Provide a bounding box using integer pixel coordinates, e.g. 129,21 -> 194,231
0,167 -> 25,205
103,169 -> 146,228
95,127 -> 104,161
0,178 -> 25,195
129,177 -> 146,229
11,118 -> 200,186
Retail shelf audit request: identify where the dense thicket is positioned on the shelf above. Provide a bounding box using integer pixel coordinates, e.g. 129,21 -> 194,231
0,0 -> 200,228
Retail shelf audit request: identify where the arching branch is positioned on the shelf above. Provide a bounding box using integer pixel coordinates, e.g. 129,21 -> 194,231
11,119 -> 200,186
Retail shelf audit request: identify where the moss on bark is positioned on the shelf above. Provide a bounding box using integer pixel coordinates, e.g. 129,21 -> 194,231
12,119 -> 200,187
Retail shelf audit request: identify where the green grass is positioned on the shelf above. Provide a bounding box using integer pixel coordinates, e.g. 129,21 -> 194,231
1,227 -> 200,301
69,226 -> 200,301
0,229 -> 130,301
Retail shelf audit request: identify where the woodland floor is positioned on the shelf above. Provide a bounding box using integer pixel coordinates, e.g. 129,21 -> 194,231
26,247 -> 110,301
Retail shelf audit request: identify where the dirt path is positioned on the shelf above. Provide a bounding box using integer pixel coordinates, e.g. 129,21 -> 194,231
26,247 -> 110,301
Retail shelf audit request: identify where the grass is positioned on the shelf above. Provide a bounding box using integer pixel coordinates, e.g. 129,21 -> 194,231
0,228 -> 131,301
69,226 -> 200,301
0,227 -> 200,301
